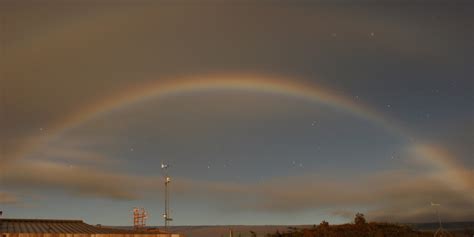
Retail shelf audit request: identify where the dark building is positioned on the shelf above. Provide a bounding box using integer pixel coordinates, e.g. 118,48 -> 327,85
0,219 -> 182,237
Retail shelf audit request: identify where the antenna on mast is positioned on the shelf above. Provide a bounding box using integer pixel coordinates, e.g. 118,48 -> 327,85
161,162 -> 173,229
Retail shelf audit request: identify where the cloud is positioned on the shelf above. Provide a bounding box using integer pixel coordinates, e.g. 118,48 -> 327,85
331,210 -> 355,220
367,202 -> 474,223
35,142 -> 116,166
0,160 -> 143,200
0,192 -> 18,204
172,171 -> 474,222
410,144 -> 474,198
1,157 -> 473,222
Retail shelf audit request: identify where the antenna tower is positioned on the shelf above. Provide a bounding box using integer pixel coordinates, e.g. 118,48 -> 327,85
132,207 -> 148,230
431,202 -> 453,237
161,162 -> 173,229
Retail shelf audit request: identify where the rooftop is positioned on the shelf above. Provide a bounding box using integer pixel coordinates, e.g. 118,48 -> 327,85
0,218 -> 166,234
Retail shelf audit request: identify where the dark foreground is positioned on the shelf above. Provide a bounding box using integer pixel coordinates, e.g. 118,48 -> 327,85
164,219 -> 474,237
167,223 -> 473,237
117,215 -> 473,237
265,222 -> 438,237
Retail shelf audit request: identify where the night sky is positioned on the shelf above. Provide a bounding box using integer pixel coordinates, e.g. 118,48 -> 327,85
1,1 -> 473,226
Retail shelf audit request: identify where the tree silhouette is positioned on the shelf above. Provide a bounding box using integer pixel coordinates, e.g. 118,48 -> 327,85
319,220 -> 330,228
355,213 -> 367,225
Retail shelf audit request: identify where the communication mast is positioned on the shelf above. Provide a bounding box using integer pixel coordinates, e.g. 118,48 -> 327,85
431,202 -> 453,237
132,207 -> 148,230
161,162 -> 173,229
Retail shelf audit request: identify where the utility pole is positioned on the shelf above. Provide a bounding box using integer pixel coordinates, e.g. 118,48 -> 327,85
161,162 -> 173,229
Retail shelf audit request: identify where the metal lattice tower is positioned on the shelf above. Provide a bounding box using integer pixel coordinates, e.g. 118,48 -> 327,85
132,207 -> 148,230
161,162 -> 173,229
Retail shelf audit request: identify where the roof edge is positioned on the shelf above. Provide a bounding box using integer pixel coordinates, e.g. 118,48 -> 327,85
0,218 -> 84,223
